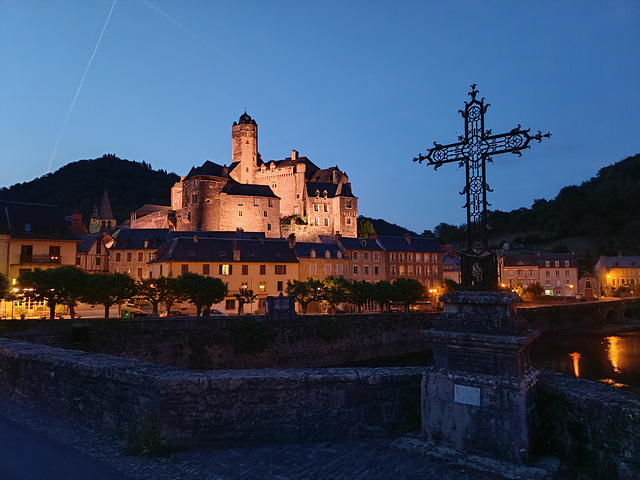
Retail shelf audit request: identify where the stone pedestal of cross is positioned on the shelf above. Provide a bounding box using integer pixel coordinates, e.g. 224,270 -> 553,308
414,84 -> 550,290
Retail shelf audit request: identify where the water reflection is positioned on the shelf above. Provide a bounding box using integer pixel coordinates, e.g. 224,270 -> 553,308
531,331 -> 640,389
569,352 -> 581,378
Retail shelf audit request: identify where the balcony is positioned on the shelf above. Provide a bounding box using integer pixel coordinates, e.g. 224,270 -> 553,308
20,255 -> 62,265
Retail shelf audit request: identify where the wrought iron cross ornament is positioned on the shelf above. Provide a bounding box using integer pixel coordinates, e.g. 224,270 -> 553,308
414,84 -> 550,290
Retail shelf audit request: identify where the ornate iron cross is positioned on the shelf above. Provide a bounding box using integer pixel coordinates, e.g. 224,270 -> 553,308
414,84 -> 550,290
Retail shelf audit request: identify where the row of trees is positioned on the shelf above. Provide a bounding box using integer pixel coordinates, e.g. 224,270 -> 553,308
286,276 -> 459,314
0,268 -> 232,319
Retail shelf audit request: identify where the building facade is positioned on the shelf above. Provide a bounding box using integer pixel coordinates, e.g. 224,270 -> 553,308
594,256 -> 640,296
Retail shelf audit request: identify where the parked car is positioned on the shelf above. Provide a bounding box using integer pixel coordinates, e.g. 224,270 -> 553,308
160,310 -> 188,317
203,308 -> 227,316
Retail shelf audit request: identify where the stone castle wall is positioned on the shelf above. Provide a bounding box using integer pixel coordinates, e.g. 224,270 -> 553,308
0,338 -> 423,449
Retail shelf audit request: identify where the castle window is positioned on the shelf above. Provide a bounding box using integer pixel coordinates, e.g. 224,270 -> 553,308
238,198 -> 244,206
399,253 -> 404,262
314,218 -> 319,225
346,218 -> 351,225
138,252 -> 144,261
364,266 -> 370,275
363,252 -> 369,261
391,266 -> 396,275
555,261 -> 560,267
346,200 -> 352,208
326,265 -> 331,274
264,211 -> 267,217
310,265 -> 316,274
192,194 -> 198,204
269,199 -> 274,207
391,253 -> 396,261
314,204 -> 319,212
353,252 -> 359,261
239,211 -> 243,216
323,190 -> 328,198
408,254 -> 413,262
315,190 -> 320,197
565,261 -> 570,267
353,266 -> 359,275
254,198 -> 259,206
267,223 -> 272,231
116,252 -> 121,262
374,266 -> 380,275
324,218 -> 329,226
127,252 -> 132,262
337,265 -> 343,275
399,265 -> 405,275
323,204 -> 328,212
374,252 -> 379,261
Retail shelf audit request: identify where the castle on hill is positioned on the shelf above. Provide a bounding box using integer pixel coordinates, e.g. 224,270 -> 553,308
130,113 -> 358,241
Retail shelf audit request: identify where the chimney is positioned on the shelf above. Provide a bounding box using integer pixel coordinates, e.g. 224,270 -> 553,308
291,150 -> 298,160
370,233 -> 378,240
334,233 -> 342,243
404,233 -> 411,245
233,240 -> 241,261
288,233 -> 296,249
144,239 -> 149,248
193,235 -> 198,243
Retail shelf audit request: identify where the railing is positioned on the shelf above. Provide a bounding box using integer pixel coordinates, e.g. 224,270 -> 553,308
20,255 -> 62,265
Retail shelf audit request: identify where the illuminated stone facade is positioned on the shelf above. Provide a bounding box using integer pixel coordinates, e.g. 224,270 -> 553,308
131,113 -> 357,241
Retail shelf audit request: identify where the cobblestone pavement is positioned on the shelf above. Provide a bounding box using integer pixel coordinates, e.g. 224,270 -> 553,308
0,399 -> 500,480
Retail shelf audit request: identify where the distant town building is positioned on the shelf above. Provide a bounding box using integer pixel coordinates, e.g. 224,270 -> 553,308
594,255 -> 640,296
131,113 -> 357,241
75,233 -> 112,273
148,235 -> 299,315
109,228 -> 170,279
578,271 -> 600,299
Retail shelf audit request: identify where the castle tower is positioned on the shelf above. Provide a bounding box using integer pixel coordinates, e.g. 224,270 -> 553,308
231,112 -> 258,184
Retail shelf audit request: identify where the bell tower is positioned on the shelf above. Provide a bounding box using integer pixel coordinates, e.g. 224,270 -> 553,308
231,112 -> 258,184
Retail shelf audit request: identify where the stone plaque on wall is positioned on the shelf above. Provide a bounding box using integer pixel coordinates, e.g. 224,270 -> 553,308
454,384 -> 481,406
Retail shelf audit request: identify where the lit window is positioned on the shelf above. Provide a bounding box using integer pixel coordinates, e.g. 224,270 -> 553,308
220,264 -> 232,275
314,204 -> 319,211
259,282 -> 266,292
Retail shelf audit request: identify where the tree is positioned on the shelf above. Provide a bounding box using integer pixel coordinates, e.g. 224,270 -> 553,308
234,288 -> 258,315
0,272 -> 8,300
433,278 -> 459,301
321,276 -> 350,314
156,276 -> 184,314
348,280 -> 373,313
286,278 -> 324,314
522,283 -> 544,302
52,266 -> 89,319
357,218 -> 376,238
372,281 -> 395,312
178,272 -> 226,316
19,268 -> 64,320
392,278 -> 425,312
137,278 -> 163,315
83,273 -> 137,318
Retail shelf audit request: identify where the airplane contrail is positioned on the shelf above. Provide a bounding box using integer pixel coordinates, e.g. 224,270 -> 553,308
47,0 -> 118,173
141,0 -> 211,47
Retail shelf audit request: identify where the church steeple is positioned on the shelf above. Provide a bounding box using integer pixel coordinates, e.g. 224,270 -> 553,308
89,188 -> 116,233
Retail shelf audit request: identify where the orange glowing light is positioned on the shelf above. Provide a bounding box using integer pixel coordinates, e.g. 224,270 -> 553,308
606,336 -> 623,374
569,352 -> 581,377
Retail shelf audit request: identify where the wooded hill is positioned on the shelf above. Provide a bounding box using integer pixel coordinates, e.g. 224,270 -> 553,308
0,154 -> 179,224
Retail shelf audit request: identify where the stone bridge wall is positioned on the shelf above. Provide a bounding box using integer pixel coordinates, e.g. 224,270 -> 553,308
0,338 -> 422,449
535,373 -> 640,479
0,313 -> 434,369
520,298 -> 639,331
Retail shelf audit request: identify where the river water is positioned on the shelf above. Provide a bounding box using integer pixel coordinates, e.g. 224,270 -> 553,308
530,329 -> 640,389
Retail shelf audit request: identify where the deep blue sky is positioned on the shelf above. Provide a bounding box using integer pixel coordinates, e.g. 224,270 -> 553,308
1,0 -> 638,233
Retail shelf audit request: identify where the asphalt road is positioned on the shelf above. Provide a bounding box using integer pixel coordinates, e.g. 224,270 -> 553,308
0,416 -> 129,480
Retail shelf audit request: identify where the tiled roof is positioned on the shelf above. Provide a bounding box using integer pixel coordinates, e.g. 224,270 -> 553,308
186,160 -> 229,179
0,201 -> 77,240
306,182 -> 356,198
537,252 -> 578,267
599,256 -> 640,269
376,236 -> 441,253
294,241 -> 345,259
76,234 -> 100,254
338,237 -> 384,251
502,254 -> 538,267
221,181 -> 278,198
152,237 -> 298,264
263,157 -> 319,180
111,228 -> 170,250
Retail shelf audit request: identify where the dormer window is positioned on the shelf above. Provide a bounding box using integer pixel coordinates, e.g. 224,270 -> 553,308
323,190 -> 328,198
325,250 -> 330,258
315,190 -> 320,197
337,251 -> 342,259
310,250 -> 316,258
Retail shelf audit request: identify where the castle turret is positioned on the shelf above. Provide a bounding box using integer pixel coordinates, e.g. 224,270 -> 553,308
231,112 -> 258,184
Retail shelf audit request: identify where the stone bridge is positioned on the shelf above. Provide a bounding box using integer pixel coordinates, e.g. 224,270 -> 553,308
519,298 -> 640,332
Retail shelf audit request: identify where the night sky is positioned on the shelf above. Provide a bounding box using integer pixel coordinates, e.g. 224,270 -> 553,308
1,0 -> 638,232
